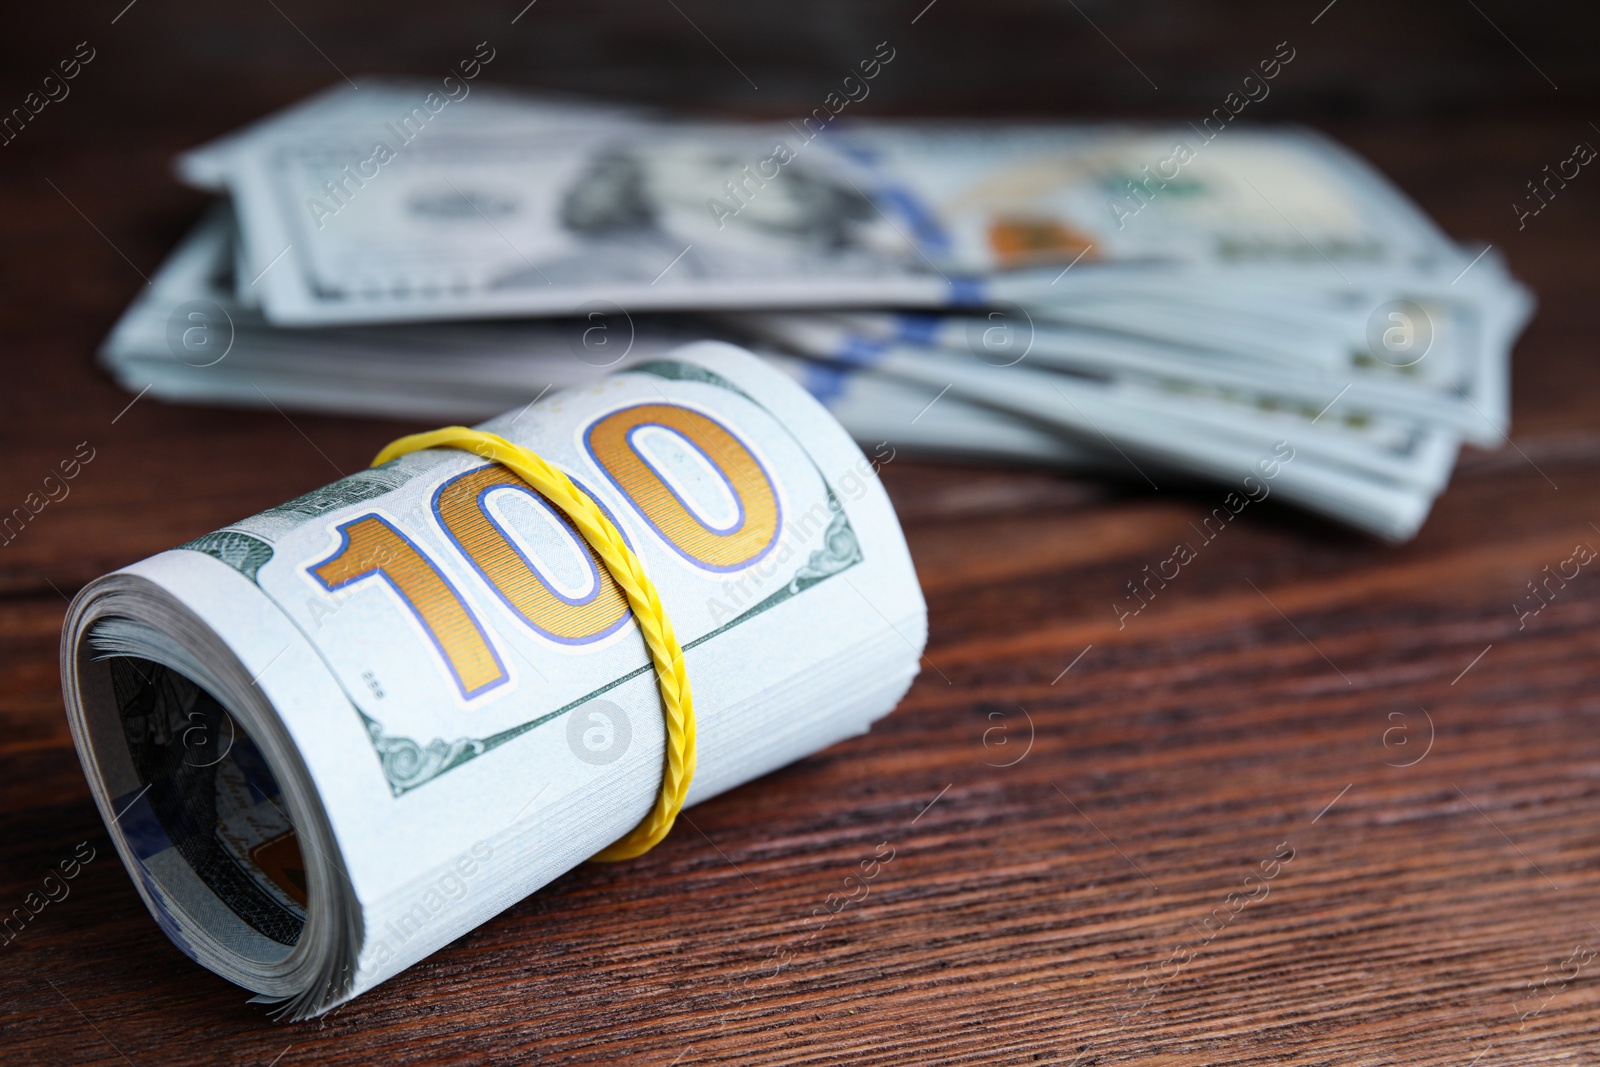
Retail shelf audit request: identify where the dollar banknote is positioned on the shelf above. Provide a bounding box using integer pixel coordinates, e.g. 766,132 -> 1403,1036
731,311 -> 1447,540
102,208 -> 1103,467
63,343 -> 925,1017
190,79 -> 1490,325
797,275 -> 1525,447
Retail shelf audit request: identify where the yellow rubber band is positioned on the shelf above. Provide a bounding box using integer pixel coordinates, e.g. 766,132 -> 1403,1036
372,426 -> 696,862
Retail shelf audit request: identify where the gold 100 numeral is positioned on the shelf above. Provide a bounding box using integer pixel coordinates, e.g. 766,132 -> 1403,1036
307,403 -> 781,700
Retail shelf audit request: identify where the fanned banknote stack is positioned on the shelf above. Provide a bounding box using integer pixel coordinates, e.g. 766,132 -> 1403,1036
103,78 -> 1533,540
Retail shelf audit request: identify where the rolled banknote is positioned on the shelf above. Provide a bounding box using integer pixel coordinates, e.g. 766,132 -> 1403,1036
60,342 -> 926,1018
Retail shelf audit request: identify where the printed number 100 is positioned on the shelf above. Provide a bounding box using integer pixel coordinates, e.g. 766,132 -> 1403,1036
307,403 -> 781,700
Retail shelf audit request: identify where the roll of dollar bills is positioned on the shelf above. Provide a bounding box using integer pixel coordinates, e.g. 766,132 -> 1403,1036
60,343 -> 926,1018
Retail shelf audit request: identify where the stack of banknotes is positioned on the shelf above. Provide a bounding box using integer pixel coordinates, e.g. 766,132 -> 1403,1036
103,78 -> 1533,540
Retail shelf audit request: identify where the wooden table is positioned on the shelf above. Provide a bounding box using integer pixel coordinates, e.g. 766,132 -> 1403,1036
4,94 -> 1600,1065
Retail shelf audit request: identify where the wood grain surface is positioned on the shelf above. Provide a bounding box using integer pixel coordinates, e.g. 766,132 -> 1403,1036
4,3 -> 1600,1060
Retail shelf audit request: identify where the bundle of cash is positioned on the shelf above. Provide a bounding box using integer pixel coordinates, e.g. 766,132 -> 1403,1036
103,78 -> 1532,539
64,343 -> 926,1016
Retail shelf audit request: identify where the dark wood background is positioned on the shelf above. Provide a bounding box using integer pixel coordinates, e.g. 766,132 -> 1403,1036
4,1 -> 1600,1063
